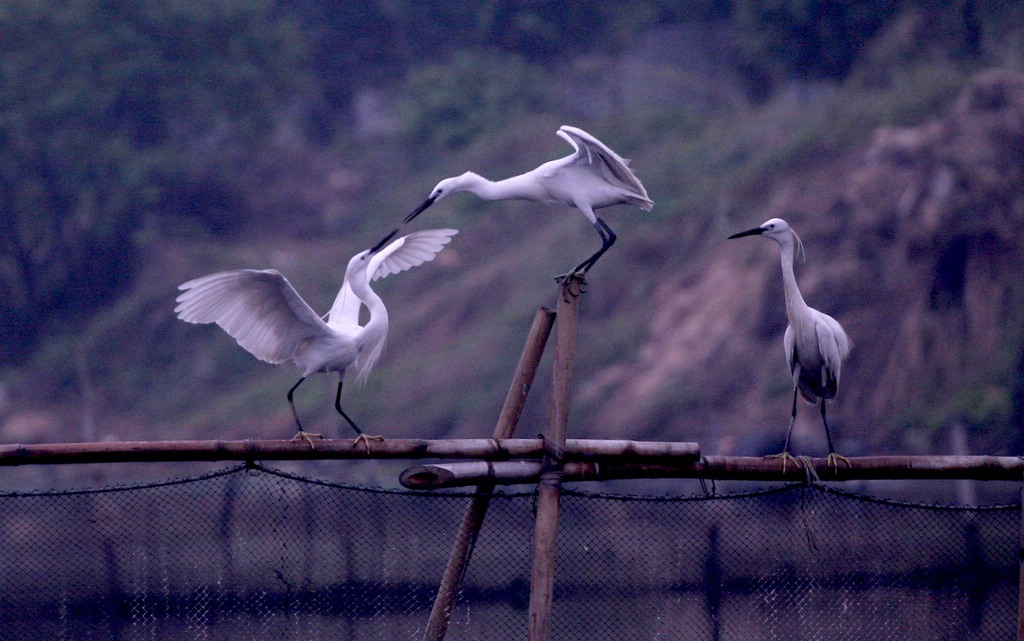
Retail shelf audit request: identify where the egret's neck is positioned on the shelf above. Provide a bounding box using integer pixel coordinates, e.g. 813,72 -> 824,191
462,173 -> 535,202
348,270 -> 388,347
778,240 -> 809,323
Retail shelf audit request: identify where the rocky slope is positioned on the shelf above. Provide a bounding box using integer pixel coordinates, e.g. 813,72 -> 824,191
584,69 -> 1024,456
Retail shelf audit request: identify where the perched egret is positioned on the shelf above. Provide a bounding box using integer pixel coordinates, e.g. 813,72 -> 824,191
174,228 -> 458,448
403,125 -> 652,279
728,218 -> 852,470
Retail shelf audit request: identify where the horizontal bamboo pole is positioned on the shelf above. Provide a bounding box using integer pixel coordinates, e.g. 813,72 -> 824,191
0,438 -> 700,466
400,455 -> 1024,489
2,440 -> 1016,484
403,461 -> 547,488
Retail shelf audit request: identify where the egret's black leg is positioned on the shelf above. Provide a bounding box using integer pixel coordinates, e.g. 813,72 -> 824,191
766,385 -> 801,473
782,385 -> 799,453
336,380 -> 384,453
821,400 -> 851,471
570,218 -> 616,275
820,400 -> 835,453
287,377 -> 322,448
287,377 -> 307,430
334,381 -> 363,436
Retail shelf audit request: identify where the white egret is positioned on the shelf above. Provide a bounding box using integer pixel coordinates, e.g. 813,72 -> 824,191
174,228 -> 458,448
728,218 -> 852,470
402,125 -> 652,278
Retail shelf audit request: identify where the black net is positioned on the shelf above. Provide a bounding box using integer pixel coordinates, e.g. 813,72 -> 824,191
0,465 -> 1017,640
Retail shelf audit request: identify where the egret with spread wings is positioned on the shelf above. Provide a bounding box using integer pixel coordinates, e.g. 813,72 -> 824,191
402,125 -> 652,279
175,229 -> 458,448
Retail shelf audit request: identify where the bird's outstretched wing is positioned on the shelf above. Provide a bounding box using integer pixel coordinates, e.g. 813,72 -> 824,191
326,228 -> 458,328
557,125 -> 653,209
370,228 -> 459,281
175,269 -> 330,365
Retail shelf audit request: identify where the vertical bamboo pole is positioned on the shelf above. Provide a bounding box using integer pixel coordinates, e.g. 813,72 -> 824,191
529,277 -> 583,641
422,307 -> 556,641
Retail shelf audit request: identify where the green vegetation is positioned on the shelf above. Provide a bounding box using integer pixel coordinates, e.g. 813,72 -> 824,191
0,0 -> 312,361
398,50 -> 551,154
733,0 -> 903,82
2,1 -> 1023,459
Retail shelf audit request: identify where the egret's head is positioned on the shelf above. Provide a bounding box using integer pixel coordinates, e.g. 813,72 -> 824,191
728,218 -> 804,260
346,248 -> 373,276
429,172 -> 479,202
404,172 -> 478,225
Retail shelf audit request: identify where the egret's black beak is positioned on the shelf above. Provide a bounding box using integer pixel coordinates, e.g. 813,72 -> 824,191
370,227 -> 400,254
403,195 -> 437,225
727,226 -> 766,239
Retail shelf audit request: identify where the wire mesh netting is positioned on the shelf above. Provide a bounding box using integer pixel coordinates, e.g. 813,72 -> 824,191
0,464 -> 1017,641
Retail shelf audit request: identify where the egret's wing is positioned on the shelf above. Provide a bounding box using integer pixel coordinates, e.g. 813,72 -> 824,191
826,314 -> 852,360
369,228 -> 459,281
816,313 -> 851,364
813,312 -> 851,398
175,269 -> 330,364
557,125 -> 652,209
783,325 -> 796,374
326,229 -> 458,327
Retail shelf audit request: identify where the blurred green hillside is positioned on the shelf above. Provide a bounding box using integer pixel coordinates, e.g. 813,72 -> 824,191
2,1 -> 1023,479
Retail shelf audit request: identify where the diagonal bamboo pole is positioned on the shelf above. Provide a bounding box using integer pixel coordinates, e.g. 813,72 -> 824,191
529,276 -> 583,641
422,307 -> 556,641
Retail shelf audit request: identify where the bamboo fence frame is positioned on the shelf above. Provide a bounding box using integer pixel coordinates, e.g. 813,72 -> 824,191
4,278 -> 1024,641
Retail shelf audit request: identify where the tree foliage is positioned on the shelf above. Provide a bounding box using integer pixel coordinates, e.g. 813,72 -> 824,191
0,0 -> 311,362
2,0 -> 1015,368
732,0 -> 903,82
397,50 -> 550,154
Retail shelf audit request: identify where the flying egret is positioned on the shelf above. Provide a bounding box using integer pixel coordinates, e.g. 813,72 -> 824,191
728,218 -> 852,471
174,228 -> 458,448
402,125 -> 652,279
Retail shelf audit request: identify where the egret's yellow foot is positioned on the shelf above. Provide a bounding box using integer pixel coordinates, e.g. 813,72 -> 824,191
292,431 -> 323,450
353,433 -> 385,454
554,274 -> 587,302
826,452 -> 851,473
555,270 -> 588,283
765,451 -> 802,474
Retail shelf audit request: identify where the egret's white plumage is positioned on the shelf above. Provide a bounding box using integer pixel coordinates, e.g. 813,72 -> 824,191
728,218 -> 852,468
403,125 -> 652,277
175,228 -> 458,442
